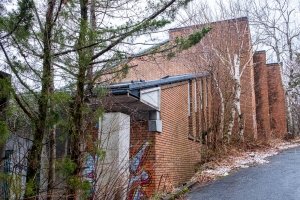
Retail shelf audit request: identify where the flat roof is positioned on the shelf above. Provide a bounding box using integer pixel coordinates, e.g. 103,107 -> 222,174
107,72 -> 209,98
98,72 -> 209,114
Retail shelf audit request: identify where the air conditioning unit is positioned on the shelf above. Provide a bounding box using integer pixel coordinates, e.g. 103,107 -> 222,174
148,120 -> 162,133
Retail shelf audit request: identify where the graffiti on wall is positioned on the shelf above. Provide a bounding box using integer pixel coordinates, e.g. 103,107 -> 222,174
84,154 -> 96,182
128,141 -> 151,200
83,154 -> 98,197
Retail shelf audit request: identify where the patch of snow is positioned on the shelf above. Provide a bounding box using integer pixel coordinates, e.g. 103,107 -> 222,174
192,140 -> 300,185
202,167 -> 231,177
277,143 -> 299,150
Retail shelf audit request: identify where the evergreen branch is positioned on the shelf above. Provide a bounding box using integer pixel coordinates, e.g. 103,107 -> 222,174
0,17 -> 24,40
53,62 -> 76,77
92,64 -> 138,84
11,89 -> 36,121
31,29 -> 44,53
91,0 -> 178,61
11,35 -> 42,79
52,0 -> 178,59
32,1 -> 44,32
0,41 -> 39,98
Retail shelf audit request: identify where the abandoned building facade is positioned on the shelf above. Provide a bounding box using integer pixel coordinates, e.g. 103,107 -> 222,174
0,17 -> 287,199
100,17 -> 288,198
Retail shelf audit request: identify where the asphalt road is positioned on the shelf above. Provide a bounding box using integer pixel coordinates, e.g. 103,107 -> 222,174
187,147 -> 300,200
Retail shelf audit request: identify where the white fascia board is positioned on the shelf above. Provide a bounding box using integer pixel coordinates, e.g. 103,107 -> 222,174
140,87 -> 161,111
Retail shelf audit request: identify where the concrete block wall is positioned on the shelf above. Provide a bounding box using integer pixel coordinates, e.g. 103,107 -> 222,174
97,113 -> 130,199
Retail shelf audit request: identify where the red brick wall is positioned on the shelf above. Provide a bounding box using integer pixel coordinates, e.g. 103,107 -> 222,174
155,81 -> 202,191
122,17 -> 257,140
129,121 -> 156,198
129,78 -> 213,196
253,51 -> 271,141
253,51 -> 287,140
125,17 -> 288,197
267,64 -> 287,137
123,18 -> 288,198
240,57 -> 258,140
128,63 -> 287,198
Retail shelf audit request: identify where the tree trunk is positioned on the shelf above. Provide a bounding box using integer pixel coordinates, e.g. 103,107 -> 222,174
47,125 -> 56,200
234,80 -> 244,142
286,96 -> 295,133
226,104 -> 236,143
233,54 -> 244,142
24,126 -> 44,199
24,0 -> 56,199
87,0 -> 96,90
213,75 -> 225,140
68,0 -> 89,199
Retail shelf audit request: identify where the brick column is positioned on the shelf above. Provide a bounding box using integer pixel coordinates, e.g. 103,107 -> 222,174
253,51 -> 271,141
267,64 -> 287,138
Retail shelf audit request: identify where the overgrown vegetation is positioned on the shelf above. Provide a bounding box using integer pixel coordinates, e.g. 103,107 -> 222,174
0,0 -> 210,199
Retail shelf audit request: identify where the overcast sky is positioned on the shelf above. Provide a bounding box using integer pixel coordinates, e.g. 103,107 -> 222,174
1,0 -> 299,89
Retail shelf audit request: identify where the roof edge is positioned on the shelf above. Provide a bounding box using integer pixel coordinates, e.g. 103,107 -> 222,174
169,17 -> 248,33
109,72 -> 209,92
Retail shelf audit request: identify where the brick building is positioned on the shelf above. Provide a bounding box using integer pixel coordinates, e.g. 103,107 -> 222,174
99,73 -> 213,198
98,17 -> 287,198
0,17 -> 288,199
121,17 -> 258,140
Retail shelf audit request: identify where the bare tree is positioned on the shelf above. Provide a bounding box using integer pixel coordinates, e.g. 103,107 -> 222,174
236,0 -> 300,134
0,0 -> 209,199
178,0 -> 255,143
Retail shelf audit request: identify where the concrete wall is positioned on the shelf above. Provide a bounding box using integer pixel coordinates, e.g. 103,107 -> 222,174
96,112 -> 130,199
